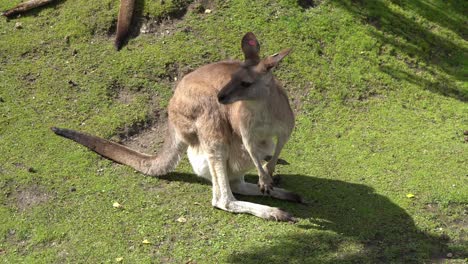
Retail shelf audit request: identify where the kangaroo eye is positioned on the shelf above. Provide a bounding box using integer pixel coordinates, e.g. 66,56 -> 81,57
240,81 -> 252,88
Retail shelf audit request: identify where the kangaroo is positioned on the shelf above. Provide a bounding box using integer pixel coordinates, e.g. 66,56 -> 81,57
52,32 -> 302,221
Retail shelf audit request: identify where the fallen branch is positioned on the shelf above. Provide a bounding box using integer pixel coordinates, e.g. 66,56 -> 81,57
2,0 -> 57,18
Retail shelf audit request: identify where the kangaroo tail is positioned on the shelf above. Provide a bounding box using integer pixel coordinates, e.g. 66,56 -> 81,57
114,0 -> 135,50
51,122 -> 187,176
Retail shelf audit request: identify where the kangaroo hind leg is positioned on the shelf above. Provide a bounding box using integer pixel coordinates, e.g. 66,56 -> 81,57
206,145 -> 295,222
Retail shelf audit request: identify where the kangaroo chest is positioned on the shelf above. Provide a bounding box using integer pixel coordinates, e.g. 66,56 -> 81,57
238,103 -> 285,139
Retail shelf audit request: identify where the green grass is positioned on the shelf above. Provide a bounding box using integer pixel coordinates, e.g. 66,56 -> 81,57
1,0 -> 467,263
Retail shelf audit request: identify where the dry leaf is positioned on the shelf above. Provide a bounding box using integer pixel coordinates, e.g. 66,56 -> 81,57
406,193 -> 415,198
176,216 -> 187,223
113,202 -> 123,208
204,9 -> 212,14
142,239 -> 151,244
115,257 -> 123,262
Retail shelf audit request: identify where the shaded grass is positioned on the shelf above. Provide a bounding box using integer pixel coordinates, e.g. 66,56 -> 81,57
0,0 -> 467,262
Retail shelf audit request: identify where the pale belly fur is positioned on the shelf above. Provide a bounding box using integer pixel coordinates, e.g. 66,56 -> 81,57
187,137 -> 275,182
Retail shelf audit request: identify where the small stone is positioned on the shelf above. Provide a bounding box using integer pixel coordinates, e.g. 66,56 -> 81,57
176,216 -> 187,223
192,3 -> 205,13
446,252 -> 453,258
464,130 -> 468,135
204,9 -> 212,14
15,22 -> 22,29
68,80 -> 78,87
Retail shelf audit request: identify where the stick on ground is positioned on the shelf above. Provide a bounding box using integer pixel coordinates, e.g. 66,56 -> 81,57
2,0 -> 57,18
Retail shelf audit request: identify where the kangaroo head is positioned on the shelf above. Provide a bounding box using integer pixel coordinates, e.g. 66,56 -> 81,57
217,32 -> 291,104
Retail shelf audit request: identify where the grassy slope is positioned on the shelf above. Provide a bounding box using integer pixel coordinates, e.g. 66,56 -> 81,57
0,0 -> 467,263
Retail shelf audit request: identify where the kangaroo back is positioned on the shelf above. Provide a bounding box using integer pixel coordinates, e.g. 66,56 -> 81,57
51,121 -> 186,176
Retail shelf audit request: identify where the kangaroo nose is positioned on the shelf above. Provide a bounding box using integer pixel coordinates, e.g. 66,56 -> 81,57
218,94 -> 227,104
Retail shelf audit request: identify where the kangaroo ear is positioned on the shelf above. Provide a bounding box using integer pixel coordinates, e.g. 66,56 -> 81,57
241,32 -> 260,65
263,48 -> 292,70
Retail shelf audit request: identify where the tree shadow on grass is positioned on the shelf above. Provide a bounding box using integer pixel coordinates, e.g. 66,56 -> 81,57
332,0 -> 467,101
158,172 -> 460,262
389,0 -> 468,39
379,65 -> 467,100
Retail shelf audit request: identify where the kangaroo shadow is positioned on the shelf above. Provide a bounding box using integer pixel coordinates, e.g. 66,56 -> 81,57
159,171 -> 211,186
156,171 -> 455,262
239,174 -> 453,263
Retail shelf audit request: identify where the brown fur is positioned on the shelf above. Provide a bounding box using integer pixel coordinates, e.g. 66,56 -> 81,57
114,0 -> 135,50
52,33 -> 302,221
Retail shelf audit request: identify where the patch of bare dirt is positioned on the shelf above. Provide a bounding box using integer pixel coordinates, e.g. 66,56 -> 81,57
106,80 -> 139,105
157,62 -> 194,86
119,111 -> 168,154
116,88 -> 136,105
10,184 -> 52,212
106,79 -> 155,105
110,87 -> 168,154
12,162 -> 37,173
425,203 -> 467,236
106,78 -> 171,154
4,229 -> 28,255
139,16 -> 179,36
138,0 -> 216,37
287,81 -> 313,112
21,72 -> 39,84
